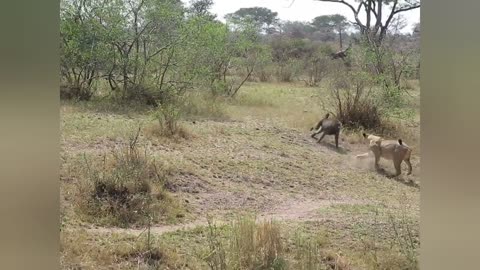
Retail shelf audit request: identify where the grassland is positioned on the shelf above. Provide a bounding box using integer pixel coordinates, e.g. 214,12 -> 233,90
60,81 -> 420,269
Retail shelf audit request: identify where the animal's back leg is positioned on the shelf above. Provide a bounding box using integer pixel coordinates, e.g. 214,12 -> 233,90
405,158 -> 412,175
311,127 -> 323,138
334,132 -> 339,148
374,151 -> 381,170
393,159 -> 402,177
317,132 -> 326,143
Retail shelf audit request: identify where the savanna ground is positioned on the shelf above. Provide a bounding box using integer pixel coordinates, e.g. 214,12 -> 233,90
60,80 -> 420,270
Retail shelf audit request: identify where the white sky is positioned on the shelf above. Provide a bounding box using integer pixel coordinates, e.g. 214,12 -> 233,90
202,0 -> 420,33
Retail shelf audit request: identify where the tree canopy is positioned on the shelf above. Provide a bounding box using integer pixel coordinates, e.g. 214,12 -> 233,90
311,14 -> 349,31
312,14 -> 350,49
225,7 -> 280,33
314,0 -> 420,45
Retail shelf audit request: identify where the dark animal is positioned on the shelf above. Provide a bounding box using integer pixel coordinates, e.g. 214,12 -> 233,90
330,43 -> 352,60
310,113 -> 342,148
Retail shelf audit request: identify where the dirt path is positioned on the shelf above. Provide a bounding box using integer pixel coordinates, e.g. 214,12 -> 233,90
78,197 -> 365,236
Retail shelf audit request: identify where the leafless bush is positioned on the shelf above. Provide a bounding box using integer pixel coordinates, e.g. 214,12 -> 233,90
303,56 -> 329,87
328,70 -> 383,130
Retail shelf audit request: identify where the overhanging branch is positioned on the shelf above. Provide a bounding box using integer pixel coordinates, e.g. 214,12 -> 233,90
393,4 -> 421,15
315,0 -> 366,31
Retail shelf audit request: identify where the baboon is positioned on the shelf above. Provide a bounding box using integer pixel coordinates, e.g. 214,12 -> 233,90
356,133 -> 413,177
310,113 -> 342,148
330,43 -> 352,60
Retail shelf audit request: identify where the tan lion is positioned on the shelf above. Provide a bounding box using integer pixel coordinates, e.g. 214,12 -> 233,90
356,133 -> 412,176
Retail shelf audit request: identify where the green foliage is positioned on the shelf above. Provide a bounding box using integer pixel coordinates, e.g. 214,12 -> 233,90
225,7 -> 279,33
60,0 -> 113,99
347,39 -> 418,119
185,19 -> 271,97
187,0 -> 216,19
60,0 -> 419,124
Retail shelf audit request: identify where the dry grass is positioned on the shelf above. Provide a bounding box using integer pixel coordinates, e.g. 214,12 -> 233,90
182,92 -> 228,121
203,216 -> 287,270
61,80 -> 420,269
73,129 -> 186,227
61,230 -> 181,270
144,121 -> 193,141
203,215 -> 354,270
227,81 -> 325,130
402,80 -> 420,91
311,200 -> 419,270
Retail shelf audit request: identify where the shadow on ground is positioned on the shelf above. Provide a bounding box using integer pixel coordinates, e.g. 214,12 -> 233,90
315,141 -> 349,155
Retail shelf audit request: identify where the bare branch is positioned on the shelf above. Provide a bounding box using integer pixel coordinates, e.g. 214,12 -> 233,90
316,0 -> 357,15
378,0 -> 399,43
356,1 -> 364,14
146,46 -> 170,62
393,4 -> 421,15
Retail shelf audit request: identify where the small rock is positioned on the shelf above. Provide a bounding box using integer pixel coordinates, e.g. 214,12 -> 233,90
289,184 -> 295,188
185,199 -> 190,203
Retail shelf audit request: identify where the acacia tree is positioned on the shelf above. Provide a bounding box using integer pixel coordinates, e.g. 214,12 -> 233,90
225,7 -> 280,34
315,1 -> 420,91
187,0 -> 216,20
314,0 -> 420,46
311,14 -> 350,49
280,21 -> 316,39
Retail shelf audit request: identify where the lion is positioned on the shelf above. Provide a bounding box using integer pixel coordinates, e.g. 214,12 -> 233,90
356,133 -> 412,177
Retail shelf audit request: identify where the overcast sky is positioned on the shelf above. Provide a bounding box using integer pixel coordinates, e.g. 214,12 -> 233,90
198,0 -> 420,33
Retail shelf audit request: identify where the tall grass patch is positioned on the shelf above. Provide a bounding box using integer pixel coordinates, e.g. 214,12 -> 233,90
326,70 -> 383,130
204,216 -> 287,270
182,91 -> 228,121
61,230 -> 181,269
74,129 -> 186,227
201,215 -> 354,270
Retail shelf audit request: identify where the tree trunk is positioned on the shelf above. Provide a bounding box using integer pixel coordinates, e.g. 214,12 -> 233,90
339,28 -> 343,49
122,64 -> 128,99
